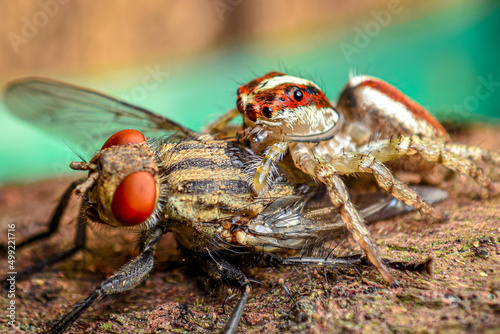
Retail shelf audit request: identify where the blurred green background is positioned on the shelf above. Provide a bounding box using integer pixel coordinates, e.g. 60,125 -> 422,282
0,0 -> 499,184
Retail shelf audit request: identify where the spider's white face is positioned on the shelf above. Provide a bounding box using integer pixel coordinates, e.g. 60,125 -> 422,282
236,72 -> 343,142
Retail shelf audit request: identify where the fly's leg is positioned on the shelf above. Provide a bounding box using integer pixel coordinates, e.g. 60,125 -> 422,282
202,108 -> 240,135
1,179 -> 83,252
47,226 -> 163,334
252,141 -> 289,194
194,251 -> 252,334
290,142 -> 396,285
3,180 -> 88,285
7,213 -> 86,286
282,255 -> 364,268
224,285 -> 251,334
332,153 -> 445,220
358,136 -> 496,191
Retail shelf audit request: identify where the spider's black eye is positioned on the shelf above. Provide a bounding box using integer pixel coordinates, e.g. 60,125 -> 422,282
293,88 -> 303,102
262,106 -> 273,118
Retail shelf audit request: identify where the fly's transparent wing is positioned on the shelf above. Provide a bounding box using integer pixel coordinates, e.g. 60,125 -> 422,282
247,186 -> 448,250
359,185 -> 448,222
4,77 -> 197,157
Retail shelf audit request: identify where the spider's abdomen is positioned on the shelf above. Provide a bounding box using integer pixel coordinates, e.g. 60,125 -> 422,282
337,76 -> 449,142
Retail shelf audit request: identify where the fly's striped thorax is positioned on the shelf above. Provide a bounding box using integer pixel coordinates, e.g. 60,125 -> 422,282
156,137 -> 274,223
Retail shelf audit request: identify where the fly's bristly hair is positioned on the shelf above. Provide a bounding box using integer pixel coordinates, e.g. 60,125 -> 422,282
66,141 -> 87,164
207,235 -> 234,254
152,132 -> 302,254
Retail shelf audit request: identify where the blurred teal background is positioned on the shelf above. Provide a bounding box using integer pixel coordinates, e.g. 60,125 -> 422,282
0,0 -> 499,184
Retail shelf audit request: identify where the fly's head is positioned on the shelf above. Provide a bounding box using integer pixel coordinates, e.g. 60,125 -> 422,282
337,75 -> 448,143
237,72 -> 343,142
70,129 -> 160,229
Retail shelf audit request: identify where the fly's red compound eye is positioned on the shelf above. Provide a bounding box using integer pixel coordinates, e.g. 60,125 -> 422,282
111,171 -> 157,226
101,129 -> 146,150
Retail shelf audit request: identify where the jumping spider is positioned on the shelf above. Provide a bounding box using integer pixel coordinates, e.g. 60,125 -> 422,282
206,72 -> 500,285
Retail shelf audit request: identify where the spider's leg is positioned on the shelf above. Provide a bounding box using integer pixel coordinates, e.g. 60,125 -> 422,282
290,142 -> 396,285
444,142 -> 500,165
444,142 -> 500,181
332,153 -> 445,220
358,136 -> 496,191
202,108 -> 240,136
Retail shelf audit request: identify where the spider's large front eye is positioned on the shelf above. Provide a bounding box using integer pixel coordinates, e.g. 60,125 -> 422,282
101,129 -> 146,150
262,106 -> 273,118
111,171 -> 157,226
293,88 -> 303,102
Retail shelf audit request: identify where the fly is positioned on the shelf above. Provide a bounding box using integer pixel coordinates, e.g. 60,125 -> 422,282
3,77 -> 446,333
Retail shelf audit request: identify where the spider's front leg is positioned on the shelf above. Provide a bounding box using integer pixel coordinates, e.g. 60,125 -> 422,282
202,108 -> 241,136
331,152 -> 445,220
290,142 -> 396,285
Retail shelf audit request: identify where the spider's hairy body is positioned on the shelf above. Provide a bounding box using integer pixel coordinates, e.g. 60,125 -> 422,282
226,71 -> 500,285
337,75 -> 448,141
336,75 -> 499,186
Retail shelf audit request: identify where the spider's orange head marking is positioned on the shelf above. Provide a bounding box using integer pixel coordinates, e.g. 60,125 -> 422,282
237,72 -> 332,122
236,72 -> 342,142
